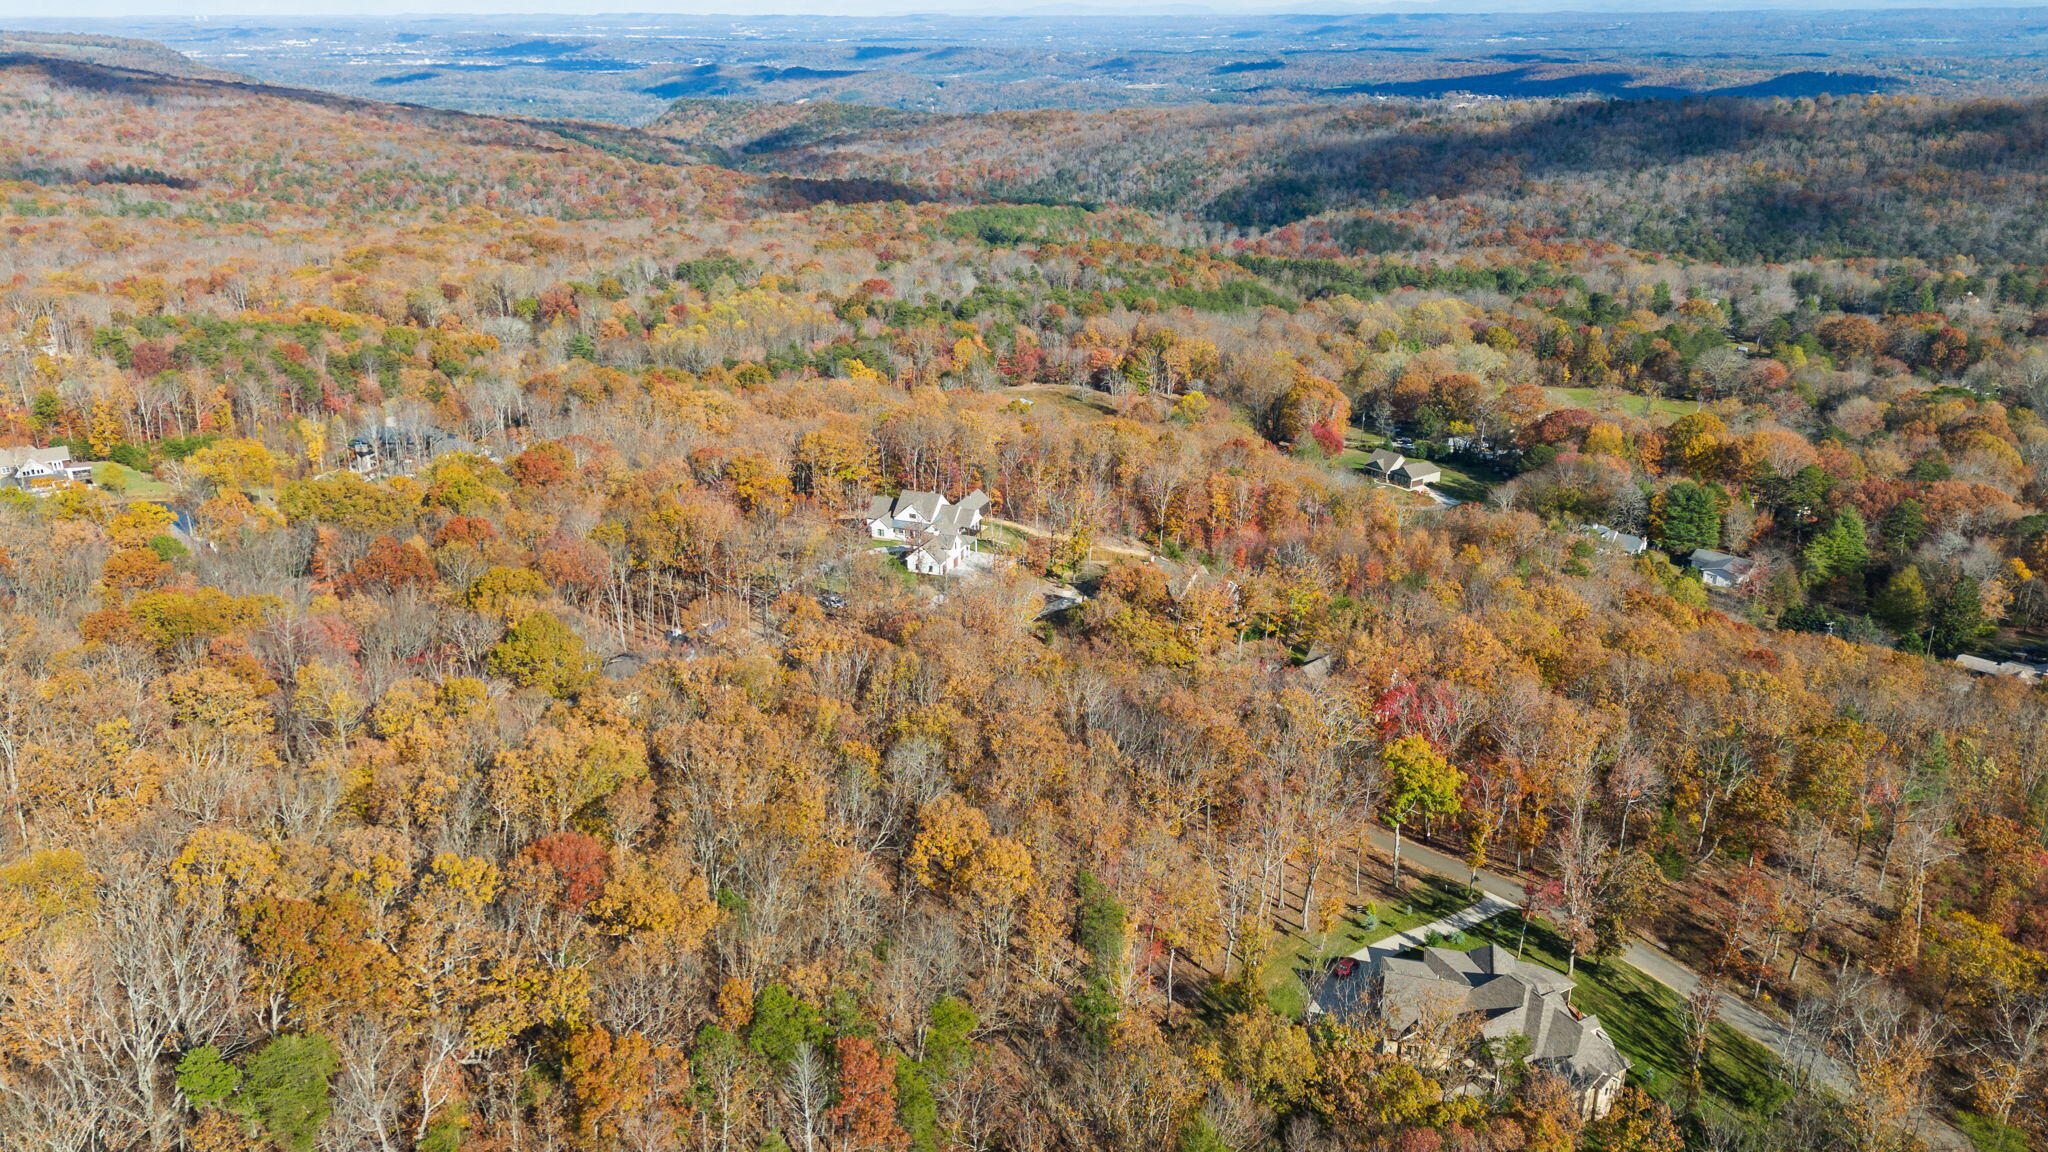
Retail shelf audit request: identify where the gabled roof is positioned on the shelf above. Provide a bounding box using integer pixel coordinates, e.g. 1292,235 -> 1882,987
911,531 -> 964,565
1589,525 -> 1648,553
1379,945 -> 1627,1084
930,491 -> 984,534
894,491 -> 947,522
0,446 -> 70,472
1687,548 -> 1752,573
1366,448 -> 1405,474
872,488 -> 990,534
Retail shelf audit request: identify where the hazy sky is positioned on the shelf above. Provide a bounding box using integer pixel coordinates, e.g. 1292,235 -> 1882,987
35,0 -> 1299,15
23,0 -> 1337,13
35,0 -> 1405,12
26,0 -> 2034,16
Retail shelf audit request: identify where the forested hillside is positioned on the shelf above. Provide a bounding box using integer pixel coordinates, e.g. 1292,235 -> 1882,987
0,45 -> 2045,1152
0,30 -> 245,82
654,95 -> 2048,263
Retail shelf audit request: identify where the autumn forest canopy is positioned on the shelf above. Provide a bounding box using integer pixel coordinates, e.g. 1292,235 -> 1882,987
0,23 -> 2045,1152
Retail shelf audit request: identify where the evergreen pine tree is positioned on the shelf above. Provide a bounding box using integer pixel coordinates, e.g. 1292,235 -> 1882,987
1928,575 -> 1990,656
1873,565 -> 1930,637
1879,498 -> 1927,561
1802,509 -> 1868,586
234,1034 -> 338,1152
1654,482 -> 1721,554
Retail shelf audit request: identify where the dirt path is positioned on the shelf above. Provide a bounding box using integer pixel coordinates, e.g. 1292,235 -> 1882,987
982,516 -> 1154,561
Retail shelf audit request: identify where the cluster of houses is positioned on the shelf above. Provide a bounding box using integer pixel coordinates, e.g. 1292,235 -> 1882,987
0,446 -> 94,492
863,488 -> 991,575
1582,524 -> 1760,591
1371,943 -> 1630,1119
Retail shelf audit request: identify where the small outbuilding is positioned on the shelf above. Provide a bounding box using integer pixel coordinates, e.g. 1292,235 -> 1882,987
1586,524 -> 1648,555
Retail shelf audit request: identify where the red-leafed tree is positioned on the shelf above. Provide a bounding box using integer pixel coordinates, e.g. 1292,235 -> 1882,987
522,831 -> 610,912
338,536 -> 436,597
827,1037 -> 908,1152
510,442 -> 576,488
435,515 -> 499,548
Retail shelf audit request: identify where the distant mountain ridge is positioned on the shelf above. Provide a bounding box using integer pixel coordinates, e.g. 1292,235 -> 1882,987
0,29 -> 247,82
648,92 -> 2048,263
8,7 -> 2030,126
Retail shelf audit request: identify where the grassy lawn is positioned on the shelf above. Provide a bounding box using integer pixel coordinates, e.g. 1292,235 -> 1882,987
1048,388 -> 1116,417
1338,430 -> 1504,504
973,522 -> 1031,556
1450,912 -> 1787,1124
1543,386 -> 1700,422
1430,458 -> 1508,504
1262,874 -> 1482,1017
94,462 -> 173,498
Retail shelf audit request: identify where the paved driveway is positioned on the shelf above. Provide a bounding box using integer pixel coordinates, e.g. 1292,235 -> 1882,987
1312,892 -> 1518,1018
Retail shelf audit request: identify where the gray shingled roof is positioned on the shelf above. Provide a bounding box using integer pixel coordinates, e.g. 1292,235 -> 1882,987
867,490 -> 990,557
871,489 -> 988,531
1589,525 -> 1648,553
0,446 -> 70,472
1687,548 -> 1752,574
911,531 -> 961,565
1378,945 -> 1627,1085
928,490 -> 990,535
894,491 -> 945,522
1366,448 -> 1405,475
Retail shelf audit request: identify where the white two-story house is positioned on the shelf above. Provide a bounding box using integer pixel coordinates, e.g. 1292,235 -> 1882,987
0,446 -> 94,492
864,488 -> 990,576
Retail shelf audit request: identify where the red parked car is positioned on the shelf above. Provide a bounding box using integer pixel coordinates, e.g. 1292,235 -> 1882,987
1331,957 -> 1358,978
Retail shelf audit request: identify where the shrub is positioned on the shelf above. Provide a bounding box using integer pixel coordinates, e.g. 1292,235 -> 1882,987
174,1046 -> 240,1106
